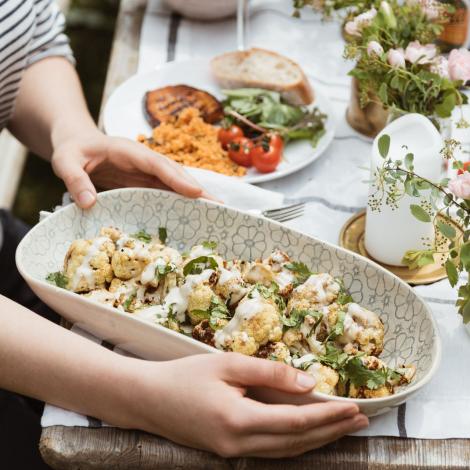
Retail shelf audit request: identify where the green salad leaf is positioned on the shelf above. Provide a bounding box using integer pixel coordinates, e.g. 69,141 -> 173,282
222,88 -> 327,147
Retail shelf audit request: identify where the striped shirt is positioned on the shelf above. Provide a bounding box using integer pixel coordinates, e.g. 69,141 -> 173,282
0,0 -> 74,130
0,0 -> 74,250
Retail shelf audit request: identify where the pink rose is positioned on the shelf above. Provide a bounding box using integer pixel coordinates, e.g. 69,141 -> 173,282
355,7 -> 377,26
405,41 -> 437,64
449,172 -> 470,200
448,49 -> 470,82
345,20 -> 360,37
387,48 -> 406,68
367,41 -> 384,57
345,8 -> 377,37
430,56 -> 450,79
406,0 -> 440,19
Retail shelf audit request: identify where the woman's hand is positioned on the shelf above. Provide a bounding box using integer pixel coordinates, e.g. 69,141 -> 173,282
120,353 -> 368,458
51,129 -> 209,208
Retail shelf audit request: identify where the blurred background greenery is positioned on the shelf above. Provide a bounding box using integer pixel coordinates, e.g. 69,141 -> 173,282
13,0 -> 119,225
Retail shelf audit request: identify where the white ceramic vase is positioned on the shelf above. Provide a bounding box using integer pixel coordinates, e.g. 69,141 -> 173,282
364,114 -> 444,266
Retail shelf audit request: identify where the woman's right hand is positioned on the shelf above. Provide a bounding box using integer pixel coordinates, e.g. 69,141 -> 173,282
119,353 -> 368,458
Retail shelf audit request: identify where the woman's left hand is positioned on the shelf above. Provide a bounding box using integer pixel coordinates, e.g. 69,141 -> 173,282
51,130 -> 209,208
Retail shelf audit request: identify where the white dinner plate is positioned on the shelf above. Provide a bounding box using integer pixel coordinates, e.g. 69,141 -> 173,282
103,58 -> 335,184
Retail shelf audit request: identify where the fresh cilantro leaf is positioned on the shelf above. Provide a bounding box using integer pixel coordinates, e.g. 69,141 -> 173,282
158,227 -> 168,244
202,241 -> 217,251
325,310 -> 345,341
131,229 -> 152,243
155,263 -> 176,281
251,282 -> 286,311
183,256 -> 218,276
318,342 -> 349,371
280,308 -> 322,329
123,290 -> 137,311
285,262 -> 312,284
190,309 -> 210,321
344,357 -> 389,390
46,272 -> 69,289
335,278 -> 354,305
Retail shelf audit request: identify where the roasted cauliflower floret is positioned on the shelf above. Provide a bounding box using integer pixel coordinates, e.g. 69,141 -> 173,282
305,362 -> 339,395
99,226 -> 122,242
108,278 -> 146,312
214,293 -> 282,355
215,267 -> 248,305
187,284 -> 217,324
265,250 -> 290,271
64,237 -> 114,292
243,262 -> 274,286
348,383 -> 393,399
287,273 -> 340,313
112,237 -> 151,280
256,341 -> 291,363
337,303 -> 384,356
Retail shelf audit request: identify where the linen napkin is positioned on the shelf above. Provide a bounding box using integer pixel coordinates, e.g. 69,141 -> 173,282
42,0 -> 470,439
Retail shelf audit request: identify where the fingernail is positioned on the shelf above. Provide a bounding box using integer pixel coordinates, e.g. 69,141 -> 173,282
77,190 -> 95,207
296,372 -> 316,390
344,406 -> 359,418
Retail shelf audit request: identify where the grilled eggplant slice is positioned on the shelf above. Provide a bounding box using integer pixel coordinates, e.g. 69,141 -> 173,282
144,85 -> 224,127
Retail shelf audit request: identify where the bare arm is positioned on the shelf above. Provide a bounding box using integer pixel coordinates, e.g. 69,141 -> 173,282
0,293 -> 367,457
0,294 -> 134,424
8,57 -> 209,207
8,57 -> 95,159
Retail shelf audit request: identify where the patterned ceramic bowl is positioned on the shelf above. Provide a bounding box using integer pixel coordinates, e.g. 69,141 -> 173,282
16,188 -> 441,416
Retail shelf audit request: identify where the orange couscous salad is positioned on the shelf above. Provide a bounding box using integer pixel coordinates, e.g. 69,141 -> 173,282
137,107 -> 246,177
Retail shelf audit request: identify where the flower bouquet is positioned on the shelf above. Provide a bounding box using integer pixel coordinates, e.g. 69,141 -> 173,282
344,1 -> 469,134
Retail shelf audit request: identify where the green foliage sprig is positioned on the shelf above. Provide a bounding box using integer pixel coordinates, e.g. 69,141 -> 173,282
370,134 -> 470,322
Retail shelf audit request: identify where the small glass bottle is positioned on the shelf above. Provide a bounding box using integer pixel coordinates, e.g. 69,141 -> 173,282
437,0 -> 470,51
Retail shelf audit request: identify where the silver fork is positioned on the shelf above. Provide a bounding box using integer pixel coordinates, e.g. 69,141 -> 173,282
261,202 -> 305,223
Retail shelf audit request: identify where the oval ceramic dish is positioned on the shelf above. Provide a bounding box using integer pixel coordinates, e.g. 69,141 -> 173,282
16,188 -> 441,417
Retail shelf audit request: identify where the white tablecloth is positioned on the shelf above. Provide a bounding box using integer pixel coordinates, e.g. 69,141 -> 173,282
43,0 -> 470,439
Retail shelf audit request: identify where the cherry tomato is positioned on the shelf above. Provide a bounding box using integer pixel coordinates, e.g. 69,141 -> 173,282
251,136 -> 283,173
228,137 -> 254,167
458,161 -> 470,175
218,125 -> 244,149
268,133 -> 284,150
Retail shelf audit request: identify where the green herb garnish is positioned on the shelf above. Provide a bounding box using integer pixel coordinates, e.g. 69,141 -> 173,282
131,229 -> 152,243
191,296 -> 230,330
123,290 -> 137,311
251,282 -> 286,311
336,278 -> 354,305
159,227 -> 168,244
285,262 -> 313,285
325,310 -> 346,342
280,308 -> 322,329
202,240 -> 217,251
183,256 -> 218,276
46,272 -> 69,289
155,263 -> 176,281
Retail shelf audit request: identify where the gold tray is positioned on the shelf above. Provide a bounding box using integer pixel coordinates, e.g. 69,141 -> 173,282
339,210 -> 461,285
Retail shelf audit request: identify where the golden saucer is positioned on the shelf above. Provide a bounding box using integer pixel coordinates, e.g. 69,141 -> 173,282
339,210 -> 462,286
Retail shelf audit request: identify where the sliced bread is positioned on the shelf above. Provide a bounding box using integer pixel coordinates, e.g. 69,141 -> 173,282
211,48 -> 314,106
